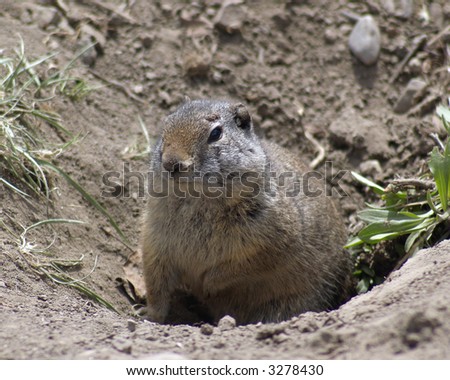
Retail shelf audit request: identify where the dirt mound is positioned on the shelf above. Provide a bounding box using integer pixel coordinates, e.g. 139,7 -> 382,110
0,0 -> 449,359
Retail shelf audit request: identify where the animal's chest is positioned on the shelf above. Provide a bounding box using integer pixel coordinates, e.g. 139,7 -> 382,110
153,198 -> 258,271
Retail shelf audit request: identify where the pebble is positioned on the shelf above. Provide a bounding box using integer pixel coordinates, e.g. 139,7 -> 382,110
396,0 -> 413,19
214,5 -> 244,35
381,0 -> 413,19
218,315 -> 236,331
393,78 -> 427,114
78,37 -> 98,67
200,323 -> 214,335
37,7 -> 61,30
212,339 -> 226,349
133,84 -> 144,95
140,34 -> 154,49
183,53 -> 210,78
272,12 -> 291,30
348,15 -> 381,66
127,319 -> 137,332
256,325 -> 286,340
0,281 -> 7,288
359,160 -> 382,177
112,337 -> 132,354
324,28 -> 338,44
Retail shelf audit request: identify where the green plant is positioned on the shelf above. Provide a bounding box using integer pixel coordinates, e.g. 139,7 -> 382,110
346,105 -> 450,293
0,38 -> 126,310
0,37 -> 126,241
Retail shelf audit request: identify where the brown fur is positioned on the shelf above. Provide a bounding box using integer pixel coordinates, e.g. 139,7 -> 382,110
140,100 -> 353,325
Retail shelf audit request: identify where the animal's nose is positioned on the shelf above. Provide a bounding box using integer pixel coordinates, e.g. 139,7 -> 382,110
162,154 -> 192,173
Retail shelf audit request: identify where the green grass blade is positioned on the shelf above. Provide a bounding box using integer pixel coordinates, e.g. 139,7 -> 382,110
0,177 -> 30,197
428,146 -> 450,211
24,218 -> 85,233
436,104 -> 450,133
35,158 -> 128,243
351,171 -> 385,195
358,217 -> 435,244
344,236 -> 364,249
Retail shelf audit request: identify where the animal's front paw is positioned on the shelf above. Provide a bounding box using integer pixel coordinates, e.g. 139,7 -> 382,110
144,304 -> 168,324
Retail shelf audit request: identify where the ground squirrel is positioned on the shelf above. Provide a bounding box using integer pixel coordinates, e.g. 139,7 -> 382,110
140,99 -> 353,325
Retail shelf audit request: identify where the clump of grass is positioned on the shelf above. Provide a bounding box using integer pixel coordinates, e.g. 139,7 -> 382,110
0,37 -> 126,240
0,38 -> 125,310
0,217 -> 117,312
347,105 -> 450,293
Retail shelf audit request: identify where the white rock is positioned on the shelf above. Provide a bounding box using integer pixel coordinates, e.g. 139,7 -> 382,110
218,315 -> 236,331
348,15 -> 381,66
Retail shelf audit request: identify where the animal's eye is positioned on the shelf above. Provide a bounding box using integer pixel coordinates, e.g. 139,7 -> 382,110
208,126 -> 223,143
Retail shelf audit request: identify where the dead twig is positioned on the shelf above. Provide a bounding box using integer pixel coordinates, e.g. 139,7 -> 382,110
385,178 -> 435,192
407,93 -> 442,117
389,34 -> 427,84
430,133 -> 446,151
88,69 -> 145,104
339,10 -> 360,22
212,0 -> 244,25
426,25 -> 450,50
79,0 -> 141,25
304,130 -> 326,169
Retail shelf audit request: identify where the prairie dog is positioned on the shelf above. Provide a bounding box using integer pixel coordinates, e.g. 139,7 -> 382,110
140,99 -> 352,325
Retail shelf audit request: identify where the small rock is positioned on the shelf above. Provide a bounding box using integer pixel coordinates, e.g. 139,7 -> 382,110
213,340 -> 226,349
272,12 -> 291,30
382,0 -> 414,18
407,57 -> 422,75
200,323 -> 214,335
0,281 -> 7,288
348,15 -> 381,66
79,24 -> 106,52
264,86 -> 281,101
133,84 -> 144,95
127,319 -> 137,332
145,72 -> 158,81
215,5 -> 244,34
112,337 -> 132,354
273,332 -> 289,344
293,316 -> 319,333
101,226 -> 113,236
393,78 -> 427,114
37,7 -> 61,30
218,315 -> 236,331
140,34 -> 154,49
359,160 -> 382,177
78,37 -> 98,67
132,41 -> 142,51
381,0 -> 395,14
324,28 -> 338,44
396,0 -> 413,19
183,53 -> 210,78
256,325 -> 286,340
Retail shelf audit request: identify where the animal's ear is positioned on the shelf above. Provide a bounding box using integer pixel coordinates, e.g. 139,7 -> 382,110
233,103 -> 251,130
